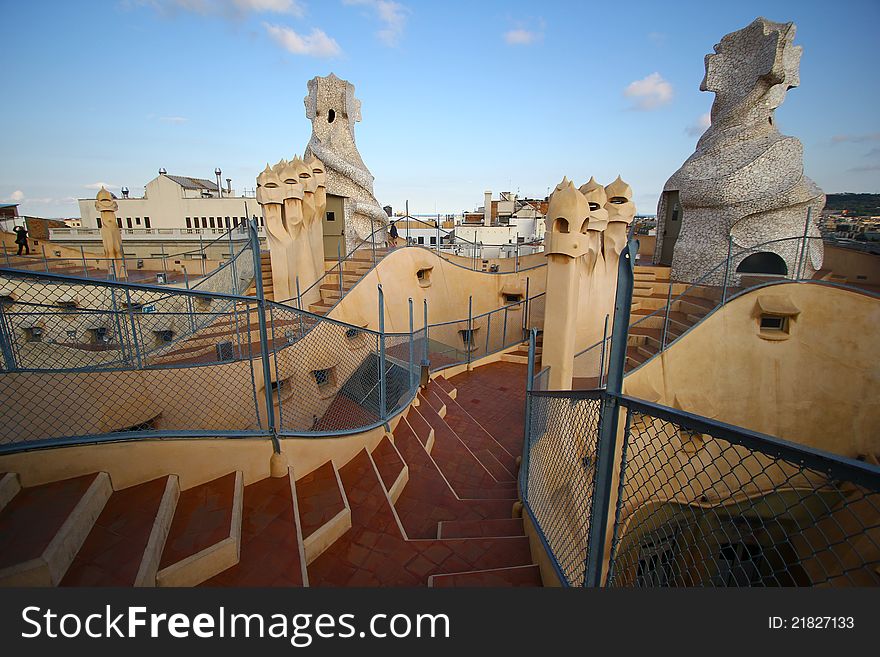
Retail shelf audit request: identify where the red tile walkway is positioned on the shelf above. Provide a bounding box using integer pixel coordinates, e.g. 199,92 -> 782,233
295,461 -> 345,540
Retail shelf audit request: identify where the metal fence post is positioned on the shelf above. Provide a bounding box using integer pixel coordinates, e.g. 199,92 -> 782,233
250,219 -> 278,447
378,285 -> 387,422
523,276 -> 531,336
796,207 -> 812,281
408,298 -> 415,388
0,302 -> 18,371
467,295 -> 473,368
161,241 -> 168,277
423,299 -> 429,362
583,238 -> 637,587
42,245 -> 49,272
3,246 -> 10,267
502,306 -> 508,347
199,233 -> 206,276
80,245 -> 88,277
721,235 -> 733,306
660,272 -> 673,351
337,242 -> 343,299
522,327 -> 537,499
296,275 -> 304,338
485,311 -> 492,355
123,287 -> 143,369
598,314 -> 609,388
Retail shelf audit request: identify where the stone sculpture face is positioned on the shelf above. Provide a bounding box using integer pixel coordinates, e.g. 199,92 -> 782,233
604,176 -> 636,225
545,178 -> 590,258
256,164 -> 285,206
292,158 -> 316,195
95,187 -> 118,213
578,177 -> 609,232
279,159 -> 304,202
307,156 -> 327,189
701,17 -> 802,121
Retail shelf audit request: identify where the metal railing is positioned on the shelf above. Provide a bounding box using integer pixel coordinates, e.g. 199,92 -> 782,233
521,236 -> 880,587
571,227 -> 868,384
278,221 -> 547,309
2,223 -> 252,290
0,220 -> 542,453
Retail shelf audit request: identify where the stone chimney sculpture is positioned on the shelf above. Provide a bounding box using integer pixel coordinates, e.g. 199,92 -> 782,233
287,157 -> 322,305
303,74 -> 387,250
257,162 -> 295,302
654,17 -> 824,283
306,156 -> 328,294
541,178 -> 591,390
95,187 -> 125,279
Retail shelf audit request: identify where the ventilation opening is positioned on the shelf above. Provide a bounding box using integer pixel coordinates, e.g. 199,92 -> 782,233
116,414 -> 161,433
553,218 -> 570,234
270,376 -> 296,403
56,299 -> 78,310
89,327 -> 110,344
759,315 -> 787,331
416,267 -> 433,288
636,534 -> 679,587
25,326 -> 44,342
503,293 -> 523,305
216,340 -> 234,361
327,108 -> 336,123
458,328 -> 479,351
736,252 -> 787,276
312,366 -> 338,398
154,329 -> 175,347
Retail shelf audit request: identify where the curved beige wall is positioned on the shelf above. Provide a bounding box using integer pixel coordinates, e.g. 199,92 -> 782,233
328,247 -> 547,333
624,282 -> 880,458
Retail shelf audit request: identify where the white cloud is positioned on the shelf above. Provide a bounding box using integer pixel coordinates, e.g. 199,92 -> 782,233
832,133 -> 880,144
648,31 -> 667,46
139,0 -> 305,17
9,190 -> 24,202
159,116 -> 188,124
624,72 -> 673,110
264,23 -> 342,57
84,182 -> 119,191
343,0 -> 408,46
504,28 -> 539,45
685,112 -> 711,137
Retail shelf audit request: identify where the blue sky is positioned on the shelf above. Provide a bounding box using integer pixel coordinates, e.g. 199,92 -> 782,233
2,0 -> 879,218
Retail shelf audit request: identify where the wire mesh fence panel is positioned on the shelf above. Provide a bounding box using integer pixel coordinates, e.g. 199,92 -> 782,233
425,317 -> 471,371
523,393 -> 603,586
266,301 -> 407,434
0,270 -> 265,447
607,402 -> 880,587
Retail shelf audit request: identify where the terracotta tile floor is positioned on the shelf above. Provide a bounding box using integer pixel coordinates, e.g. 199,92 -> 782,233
444,362 -> 528,457
431,564 -> 542,587
295,461 -> 345,540
392,416 -> 516,539
410,400 -> 516,498
307,449 -> 531,586
438,518 -> 524,539
202,476 -> 303,587
159,472 -> 236,568
62,477 -> 168,586
371,436 -> 404,490
0,473 -> 98,569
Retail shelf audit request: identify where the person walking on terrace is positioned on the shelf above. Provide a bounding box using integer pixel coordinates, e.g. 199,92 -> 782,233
388,220 -> 399,248
13,225 -> 29,255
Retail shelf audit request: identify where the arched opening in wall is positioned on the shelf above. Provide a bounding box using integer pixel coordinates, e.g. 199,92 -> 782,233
327,109 -> 336,123
553,218 -> 570,234
736,252 -> 787,276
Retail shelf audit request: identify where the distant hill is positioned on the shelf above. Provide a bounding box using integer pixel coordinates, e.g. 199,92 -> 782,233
824,193 -> 880,216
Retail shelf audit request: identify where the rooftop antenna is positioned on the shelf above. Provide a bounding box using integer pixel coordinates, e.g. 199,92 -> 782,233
215,167 -> 222,199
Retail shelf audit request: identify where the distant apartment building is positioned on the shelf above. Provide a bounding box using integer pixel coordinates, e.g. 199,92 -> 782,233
49,170 -> 265,261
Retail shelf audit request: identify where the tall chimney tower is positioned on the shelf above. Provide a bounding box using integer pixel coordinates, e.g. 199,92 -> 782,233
484,191 -> 492,226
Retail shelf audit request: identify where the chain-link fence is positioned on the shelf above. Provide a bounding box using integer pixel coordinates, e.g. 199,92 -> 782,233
607,397 -> 880,587
520,389 -> 880,587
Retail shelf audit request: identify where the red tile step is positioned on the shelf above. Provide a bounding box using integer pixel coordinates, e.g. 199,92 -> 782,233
61,476 -> 174,587
417,390 -> 516,485
414,401 -> 517,499
307,449 -> 533,586
444,361 -> 527,457
202,475 -> 305,587
295,462 -> 346,542
0,473 -> 112,586
391,416 -> 516,539
157,471 -> 242,587
431,375 -> 457,399
429,564 -> 542,587
371,435 -> 407,501
437,518 -> 524,539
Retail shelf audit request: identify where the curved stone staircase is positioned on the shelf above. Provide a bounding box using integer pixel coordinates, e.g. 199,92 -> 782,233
0,362 -> 541,587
